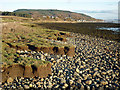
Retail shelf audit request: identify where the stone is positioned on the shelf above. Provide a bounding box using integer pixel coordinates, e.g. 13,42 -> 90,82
76,68 -> 79,73
69,80 -> 74,85
61,79 -> 66,83
7,77 -> 13,83
101,81 -> 108,85
36,82 -> 41,85
77,79 -> 81,83
107,70 -> 112,73
93,72 -> 98,77
62,86 -> 66,89
60,74 -> 64,78
29,84 -> 33,87
48,84 -> 52,88
51,58 -> 54,61
64,83 -> 68,88
85,80 -> 92,85
54,85 -> 59,88
59,70 -> 63,73
94,68 -> 98,71
16,50 -> 21,54
24,85 -> 30,89
101,72 -> 106,75
41,78 -> 44,82
79,71 -> 82,74
83,75 -> 88,80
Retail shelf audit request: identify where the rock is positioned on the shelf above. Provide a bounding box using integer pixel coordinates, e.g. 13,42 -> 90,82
16,50 -> 21,54
96,84 -> 99,87
80,85 -> 84,90
60,74 -> 64,78
85,80 -> 92,85
59,70 -> 63,73
64,83 -> 68,88
24,85 -> 30,89
94,68 -> 98,71
83,75 -> 88,80
41,55 -> 44,60
112,74 -> 116,78
101,81 -> 108,85
7,77 -> 13,83
79,71 -> 82,74
76,68 -> 79,73
41,78 -> 44,82
51,58 -> 54,61
62,86 -> 66,89
61,79 -> 66,83
77,79 -> 81,83
93,72 -> 98,77
36,82 -> 41,85
99,86 -> 104,90
54,85 -> 59,88
48,84 -> 52,88
29,84 -> 33,87
107,70 -> 112,73
101,72 -> 106,75
69,80 -> 74,85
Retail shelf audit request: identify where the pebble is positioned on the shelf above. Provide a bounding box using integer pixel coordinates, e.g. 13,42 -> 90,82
7,77 -> 13,83
93,72 -> 98,77
101,81 -> 108,85
29,84 -> 33,87
69,80 -> 74,85
94,68 -> 98,71
85,80 -> 92,85
76,68 -> 79,73
24,85 -> 30,89
41,78 -> 44,82
101,72 -> 106,75
64,83 -> 68,88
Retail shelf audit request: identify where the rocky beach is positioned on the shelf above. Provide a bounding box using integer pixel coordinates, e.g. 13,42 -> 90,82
1,32 -> 120,90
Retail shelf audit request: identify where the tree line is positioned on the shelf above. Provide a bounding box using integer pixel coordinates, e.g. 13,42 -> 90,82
1,12 -> 31,18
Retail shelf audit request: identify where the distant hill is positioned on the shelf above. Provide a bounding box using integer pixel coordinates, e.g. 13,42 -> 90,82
13,9 -> 101,21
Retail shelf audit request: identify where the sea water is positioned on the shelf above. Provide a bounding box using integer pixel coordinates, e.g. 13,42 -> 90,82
98,27 -> 120,32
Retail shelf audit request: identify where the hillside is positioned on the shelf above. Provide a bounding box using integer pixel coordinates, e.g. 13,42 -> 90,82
13,9 -> 101,21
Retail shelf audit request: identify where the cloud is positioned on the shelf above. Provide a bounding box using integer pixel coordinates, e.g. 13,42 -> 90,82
1,0 -> 119,3
75,10 -> 118,13
74,10 -> 118,20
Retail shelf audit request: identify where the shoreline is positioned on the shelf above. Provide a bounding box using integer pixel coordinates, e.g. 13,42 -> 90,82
1,32 -> 120,89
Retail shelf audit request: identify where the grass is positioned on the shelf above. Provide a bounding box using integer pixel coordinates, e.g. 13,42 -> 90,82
2,42 -> 51,67
2,17 -> 73,67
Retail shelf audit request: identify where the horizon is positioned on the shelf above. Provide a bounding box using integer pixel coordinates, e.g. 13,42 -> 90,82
0,0 -> 119,20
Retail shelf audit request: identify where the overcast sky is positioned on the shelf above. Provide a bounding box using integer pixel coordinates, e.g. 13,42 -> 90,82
0,0 -> 119,20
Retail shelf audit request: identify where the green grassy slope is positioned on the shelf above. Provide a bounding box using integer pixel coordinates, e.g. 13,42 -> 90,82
14,9 -> 99,21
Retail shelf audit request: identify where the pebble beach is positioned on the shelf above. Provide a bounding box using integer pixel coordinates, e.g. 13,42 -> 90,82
1,32 -> 120,89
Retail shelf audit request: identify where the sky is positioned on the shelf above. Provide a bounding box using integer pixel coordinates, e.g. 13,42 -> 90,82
0,0 -> 119,20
